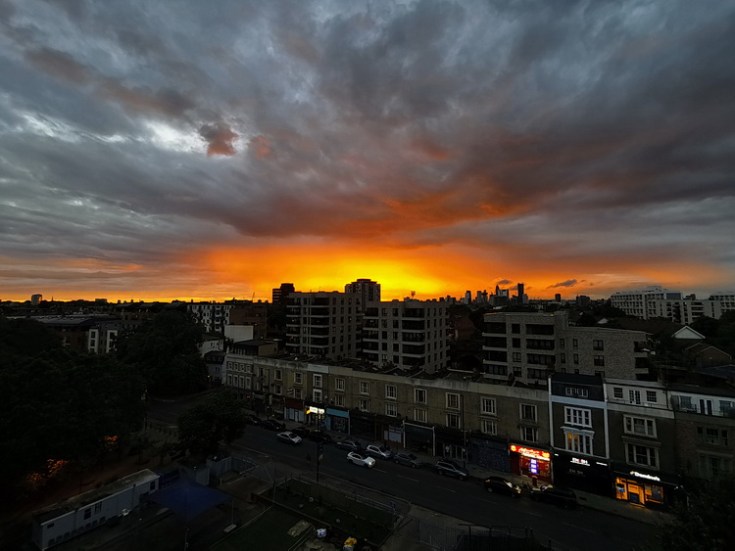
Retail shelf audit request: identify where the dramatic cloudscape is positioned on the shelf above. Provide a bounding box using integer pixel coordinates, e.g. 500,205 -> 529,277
1,0 -> 734,302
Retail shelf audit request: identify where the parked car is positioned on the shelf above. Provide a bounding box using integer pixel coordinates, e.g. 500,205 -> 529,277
393,452 -> 426,469
347,452 -> 376,468
365,444 -> 393,460
530,486 -> 578,509
276,431 -> 303,445
260,419 -> 286,431
336,439 -> 362,451
434,460 -> 469,480
290,426 -> 311,439
483,476 -> 522,497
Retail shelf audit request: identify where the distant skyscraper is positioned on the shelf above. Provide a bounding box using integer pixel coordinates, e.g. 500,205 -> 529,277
272,283 -> 295,305
344,278 -> 381,308
31,293 -> 42,306
517,283 -> 525,305
555,293 -> 562,302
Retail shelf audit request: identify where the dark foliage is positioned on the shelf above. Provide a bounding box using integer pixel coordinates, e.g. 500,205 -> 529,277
177,390 -> 246,458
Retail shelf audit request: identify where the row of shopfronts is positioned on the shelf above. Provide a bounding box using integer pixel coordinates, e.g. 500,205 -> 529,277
275,396 -> 681,511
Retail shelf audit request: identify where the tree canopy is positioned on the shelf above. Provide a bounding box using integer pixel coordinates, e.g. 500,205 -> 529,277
116,308 -> 208,396
0,317 -> 145,502
177,390 -> 246,458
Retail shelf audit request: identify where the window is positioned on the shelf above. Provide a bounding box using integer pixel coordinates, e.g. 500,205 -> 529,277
559,338 -> 565,348
593,355 -> 605,367
520,426 -> 538,442
273,384 -> 282,395
512,352 -> 522,362
481,397 -> 496,416
275,369 -> 282,381
313,389 -> 323,402
564,386 -> 589,398
385,402 -> 398,417
593,339 -> 604,351
626,443 -> 658,468
624,416 -> 656,437
94,502 -> 102,513
560,353 -> 566,364
415,388 -> 427,404
446,393 -> 460,409
646,390 -> 657,403
313,374 -> 323,388
613,387 -> 623,399
359,381 -> 369,395
293,388 -> 303,399
697,427 -> 728,446
294,372 -> 303,385
446,413 -> 461,429
413,408 -> 427,423
564,407 -> 591,427
520,404 -> 537,422
334,394 -> 345,406
358,399 -> 369,411
481,418 -> 497,435
564,430 -> 593,455
335,378 -> 346,391
698,455 -> 733,479
84,508 -> 91,520
573,353 -> 579,365
629,390 -> 641,405
572,338 -> 578,349
385,384 -> 397,400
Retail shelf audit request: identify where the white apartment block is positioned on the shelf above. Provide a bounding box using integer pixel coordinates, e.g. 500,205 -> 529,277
362,299 -> 448,374
611,288 -> 735,324
482,311 -> 650,385
286,292 -> 361,360
187,302 -> 232,333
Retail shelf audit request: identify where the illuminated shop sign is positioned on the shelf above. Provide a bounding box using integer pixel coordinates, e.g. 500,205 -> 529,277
306,406 -> 325,415
571,457 -> 590,466
630,470 -> 661,482
509,444 -> 550,461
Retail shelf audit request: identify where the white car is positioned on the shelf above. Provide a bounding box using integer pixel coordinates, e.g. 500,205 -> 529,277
347,452 -> 376,468
365,444 -> 393,460
276,431 -> 303,445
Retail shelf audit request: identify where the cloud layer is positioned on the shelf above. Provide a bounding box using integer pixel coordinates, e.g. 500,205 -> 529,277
1,0 -> 734,301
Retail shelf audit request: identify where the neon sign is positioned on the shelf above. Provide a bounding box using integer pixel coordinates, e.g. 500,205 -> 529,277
630,470 -> 661,482
509,444 -> 551,460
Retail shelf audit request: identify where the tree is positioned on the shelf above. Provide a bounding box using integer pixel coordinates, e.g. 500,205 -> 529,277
116,308 -> 208,396
177,391 -> 246,458
649,478 -> 735,551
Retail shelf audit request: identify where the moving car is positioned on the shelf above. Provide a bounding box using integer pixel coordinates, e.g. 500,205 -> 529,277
434,460 -> 469,480
530,486 -> 578,509
393,452 -> 426,468
365,444 -> 393,460
483,476 -> 522,497
347,452 -> 376,468
336,439 -> 362,451
276,431 -> 303,445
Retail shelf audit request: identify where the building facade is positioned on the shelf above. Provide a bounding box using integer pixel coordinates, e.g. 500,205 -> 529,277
482,311 -> 650,386
362,299 -> 449,374
611,288 -> 735,323
344,279 -> 381,308
285,292 -> 361,360
187,302 -> 232,334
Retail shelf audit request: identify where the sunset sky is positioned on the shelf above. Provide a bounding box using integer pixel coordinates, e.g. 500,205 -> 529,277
1,0 -> 734,303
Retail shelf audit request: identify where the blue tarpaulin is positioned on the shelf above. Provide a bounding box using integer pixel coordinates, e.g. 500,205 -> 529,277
150,477 -> 230,522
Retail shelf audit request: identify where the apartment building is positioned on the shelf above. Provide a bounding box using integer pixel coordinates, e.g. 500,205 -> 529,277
670,384 -> 735,482
611,288 -> 735,323
549,374 -> 611,494
285,292 -> 361,360
228,301 -> 269,339
344,278 -> 381,308
606,378 -> 678,508
482,311 -> 650,385
362,299 -> 448,374
187,302 -> 232,334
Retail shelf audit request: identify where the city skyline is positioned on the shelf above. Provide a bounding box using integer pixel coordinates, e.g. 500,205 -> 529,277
1,1 -> 734,303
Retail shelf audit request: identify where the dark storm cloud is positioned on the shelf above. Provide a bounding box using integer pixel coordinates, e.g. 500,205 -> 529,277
0,0 -> 734,298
